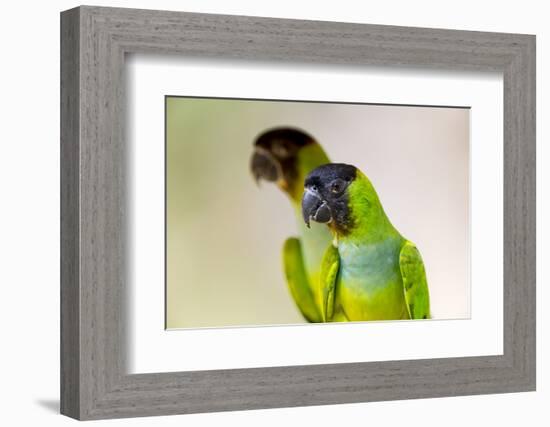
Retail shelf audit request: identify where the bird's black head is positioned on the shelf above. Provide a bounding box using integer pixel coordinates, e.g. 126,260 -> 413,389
250,127 -> 315,192
302,163 -> 357,234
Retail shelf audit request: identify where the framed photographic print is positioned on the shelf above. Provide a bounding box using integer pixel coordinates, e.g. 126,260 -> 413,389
60,5 -> 535,420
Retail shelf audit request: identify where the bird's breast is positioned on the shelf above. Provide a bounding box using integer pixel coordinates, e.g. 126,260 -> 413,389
337,239 -> 409,321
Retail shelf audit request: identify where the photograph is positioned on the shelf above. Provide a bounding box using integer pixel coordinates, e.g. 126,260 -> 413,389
165,96 -> 470,329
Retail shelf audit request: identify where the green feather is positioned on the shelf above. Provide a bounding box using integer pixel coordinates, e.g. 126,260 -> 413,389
399,241 -> 431,319
319,244 -> 339,321
282,237 -> 322,322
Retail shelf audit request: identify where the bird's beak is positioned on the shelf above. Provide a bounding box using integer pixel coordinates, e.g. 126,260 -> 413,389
301,188 -> 332,228
250,147 -> 282,185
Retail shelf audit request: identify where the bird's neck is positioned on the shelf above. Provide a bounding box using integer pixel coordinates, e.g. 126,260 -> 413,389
336,177 -> 401,246
336,210 -> 399,247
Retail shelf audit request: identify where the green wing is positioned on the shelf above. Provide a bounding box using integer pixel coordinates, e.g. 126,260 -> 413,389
283,237 -> 322,322
319,244 -> 340,322
399,241 -> 431,319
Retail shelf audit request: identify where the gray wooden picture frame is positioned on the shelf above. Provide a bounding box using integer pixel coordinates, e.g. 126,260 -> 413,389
60,5 -> 536,421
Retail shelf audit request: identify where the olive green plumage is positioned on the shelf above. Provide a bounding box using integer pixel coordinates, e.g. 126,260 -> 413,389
251,128 -> 332,322
302,163 -> 431,321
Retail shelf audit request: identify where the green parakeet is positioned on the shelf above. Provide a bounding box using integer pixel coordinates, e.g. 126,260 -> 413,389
250,128 -> 332,322
301,163 -> 431,321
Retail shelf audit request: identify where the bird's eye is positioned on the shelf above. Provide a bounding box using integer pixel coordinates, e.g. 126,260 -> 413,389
272,142 -> 289,158
330,179 -> 346,194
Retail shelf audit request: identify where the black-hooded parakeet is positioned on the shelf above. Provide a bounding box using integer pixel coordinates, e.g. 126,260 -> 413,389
250,128 -> 333,322
301,163 -> 431,321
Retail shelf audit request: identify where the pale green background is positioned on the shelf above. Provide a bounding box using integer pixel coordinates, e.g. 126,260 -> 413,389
166,97 -> 470,329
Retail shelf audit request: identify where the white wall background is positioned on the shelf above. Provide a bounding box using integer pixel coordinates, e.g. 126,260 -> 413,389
0,0 -> 546,426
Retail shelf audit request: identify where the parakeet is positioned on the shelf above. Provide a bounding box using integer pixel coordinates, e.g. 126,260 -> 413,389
301,163 -> 430,321
250,128 -> 332,322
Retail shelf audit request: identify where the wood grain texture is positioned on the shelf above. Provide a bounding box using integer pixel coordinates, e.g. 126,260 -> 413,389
60,5 -> 536,420
60,7 -> 80,419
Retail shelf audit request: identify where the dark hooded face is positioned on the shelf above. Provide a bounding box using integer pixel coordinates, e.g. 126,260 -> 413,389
250,128 -> 315,192
302,163 -> 357,233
